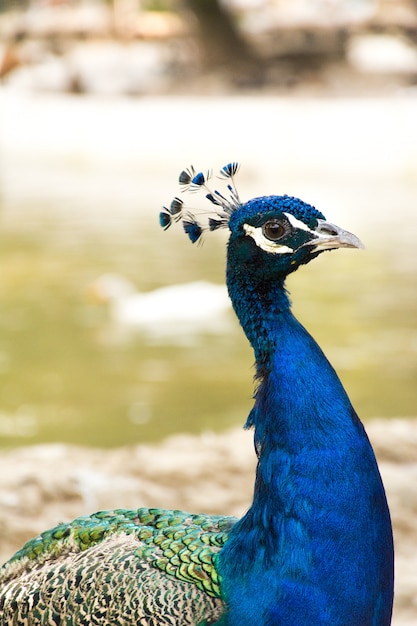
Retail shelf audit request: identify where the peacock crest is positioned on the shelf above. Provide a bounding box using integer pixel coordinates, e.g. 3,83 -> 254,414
159,162 -> 241,243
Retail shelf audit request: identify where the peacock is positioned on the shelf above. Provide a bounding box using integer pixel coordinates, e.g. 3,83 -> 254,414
0,163 -> 394,625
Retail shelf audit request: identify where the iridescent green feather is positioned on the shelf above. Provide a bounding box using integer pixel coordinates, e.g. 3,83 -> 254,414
0,507 -> 236,625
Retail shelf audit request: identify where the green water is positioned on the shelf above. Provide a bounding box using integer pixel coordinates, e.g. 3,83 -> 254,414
1,93 -> 416,448
0,208 -> 415,449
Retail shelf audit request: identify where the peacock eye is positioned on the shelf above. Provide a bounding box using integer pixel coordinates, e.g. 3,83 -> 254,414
262,220 -> 286,241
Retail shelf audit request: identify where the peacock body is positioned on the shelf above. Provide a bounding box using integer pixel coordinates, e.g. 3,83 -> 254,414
0,163 -> 394,625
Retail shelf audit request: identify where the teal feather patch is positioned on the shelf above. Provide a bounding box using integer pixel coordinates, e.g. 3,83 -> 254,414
0,508 -> 236,625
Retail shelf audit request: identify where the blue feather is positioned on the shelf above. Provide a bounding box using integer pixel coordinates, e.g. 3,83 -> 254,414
183,219 -> 204,243
179,166 -> 195,186
220,162 -> 240,179
191,171 -> 207,187
159,209 -> 171,230
169,197 -> 184,216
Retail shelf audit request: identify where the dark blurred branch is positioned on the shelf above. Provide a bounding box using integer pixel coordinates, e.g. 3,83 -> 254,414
181,0 -> 260,81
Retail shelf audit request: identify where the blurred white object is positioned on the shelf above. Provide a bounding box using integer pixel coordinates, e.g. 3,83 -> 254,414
348,34 -> 417,74
89,273 -> 233,343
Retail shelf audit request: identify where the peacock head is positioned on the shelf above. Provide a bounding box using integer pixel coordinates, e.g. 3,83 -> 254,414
160,163 -> 363,282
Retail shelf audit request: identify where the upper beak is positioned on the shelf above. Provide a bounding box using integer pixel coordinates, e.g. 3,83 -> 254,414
308,219 -> 364,251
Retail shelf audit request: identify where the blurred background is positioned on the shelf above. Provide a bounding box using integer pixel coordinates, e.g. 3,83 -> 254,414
1,3 -> 417,622
0,0 -> 416,449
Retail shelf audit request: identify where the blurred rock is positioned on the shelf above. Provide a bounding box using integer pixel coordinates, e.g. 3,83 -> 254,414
348,34 -> 417,74
2,39 -> 186,94
1,0 -> 417,95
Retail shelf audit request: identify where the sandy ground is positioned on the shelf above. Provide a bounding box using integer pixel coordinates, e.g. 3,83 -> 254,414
0,417 -> 416,624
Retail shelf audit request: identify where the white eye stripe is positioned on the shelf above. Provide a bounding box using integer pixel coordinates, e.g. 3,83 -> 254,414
283,212 -> 314,233
243,223 -> 294,255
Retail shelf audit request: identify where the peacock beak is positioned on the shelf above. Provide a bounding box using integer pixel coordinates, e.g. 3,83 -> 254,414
308,219 -> 365,252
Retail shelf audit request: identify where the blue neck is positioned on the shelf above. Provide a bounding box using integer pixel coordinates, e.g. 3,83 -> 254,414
218,268 -> 394,625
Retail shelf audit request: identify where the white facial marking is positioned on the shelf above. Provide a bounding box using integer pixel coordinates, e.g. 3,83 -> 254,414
283,212 -> 313,233
243,223 -> 294,255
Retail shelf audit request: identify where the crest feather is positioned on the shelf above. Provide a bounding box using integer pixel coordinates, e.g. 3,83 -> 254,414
160,162 -> 242,244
